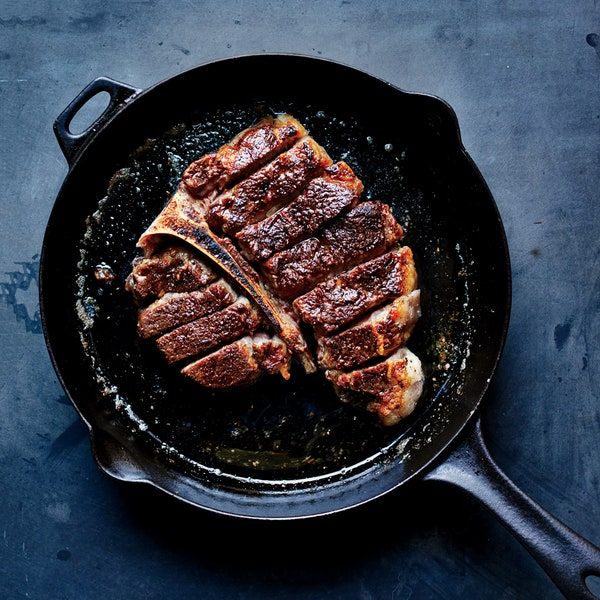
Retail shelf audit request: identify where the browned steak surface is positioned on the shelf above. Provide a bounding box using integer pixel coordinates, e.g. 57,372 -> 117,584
263,201 -> 403,300
156,297 -> 261,364
236,161 -> 363,262
317,290 -> 421,369
181,335 -> 291,388
293,246 -> 417,335
326,347 -> 424,426
207,138 -> 332,234
182,114 -> 305,198
137,280 -> 237,339
125,245 -> 217,304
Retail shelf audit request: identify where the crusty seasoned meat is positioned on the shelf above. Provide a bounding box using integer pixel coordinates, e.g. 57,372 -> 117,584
326,347 -> 424,426
137,279 -> 237,339
251,333 -> 292,377
125,245 -> 217,304
181,334 -> 291,387
293,246 -> 417,335
127,114 -> 425,421
236,161 -> 363,262
182,114 -> 306,198
207,137 -> 332,234
138,187 -> 316,373
156,297 -> 261,364
264,202 -> 404,300
317,290 -> 421,369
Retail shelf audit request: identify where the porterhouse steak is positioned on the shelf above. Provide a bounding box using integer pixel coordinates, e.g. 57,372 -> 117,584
126,115 -> 424,425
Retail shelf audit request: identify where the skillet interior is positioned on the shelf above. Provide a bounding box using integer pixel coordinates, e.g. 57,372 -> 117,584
41,56 -> 510,516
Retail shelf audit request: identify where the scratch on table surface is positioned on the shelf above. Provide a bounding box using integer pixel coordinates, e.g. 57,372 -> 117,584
0,78 -> 28,82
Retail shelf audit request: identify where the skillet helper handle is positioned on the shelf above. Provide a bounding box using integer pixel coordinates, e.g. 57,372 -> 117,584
425,417 -> 600,599
54,76 -> 141,166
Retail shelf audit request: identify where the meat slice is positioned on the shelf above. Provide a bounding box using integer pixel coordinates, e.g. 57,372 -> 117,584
326,348 -> 424,426
181,334 -> 291,388
125,245 -> 217,304
263,201 -> 404,300
137,279 -> 237,339
317,290 -> 421,369
236,161 -> 363,262
251,333 -> 292,377
156,297 -> 261,364
182,114 -> 306,198
207,137 -> 332,234
293,246 -> 417,335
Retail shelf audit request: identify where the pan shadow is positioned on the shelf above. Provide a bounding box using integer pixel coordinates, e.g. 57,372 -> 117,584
112,463 -> 497,590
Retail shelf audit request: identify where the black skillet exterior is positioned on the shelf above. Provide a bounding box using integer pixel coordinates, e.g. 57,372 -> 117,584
41,55 -> 510,518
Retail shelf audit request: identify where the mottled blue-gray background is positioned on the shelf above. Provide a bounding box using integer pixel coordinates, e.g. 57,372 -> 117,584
1,1 -> 599,598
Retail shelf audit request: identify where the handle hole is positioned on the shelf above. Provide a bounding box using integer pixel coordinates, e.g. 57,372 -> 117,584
68,91 -> 111,135
585,574 -> 600,598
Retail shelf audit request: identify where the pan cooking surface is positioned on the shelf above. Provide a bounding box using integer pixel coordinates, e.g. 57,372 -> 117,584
74,101 -> 474,481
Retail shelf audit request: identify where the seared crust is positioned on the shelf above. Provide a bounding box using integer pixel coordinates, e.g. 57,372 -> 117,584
125,245 -> 217,304
182,114 -> 306,198
264,202 -> 404,301
207,137 -> 332,234
236,161 -> 363,262
156,297 -> 261,364
138,187 -> 316,373
137,280 -> 237,339
293,246 -> 417,335
317,290 -> 421,369
326,347 -> 424,426
181,335 -> 291,387
182,337 -> 260,387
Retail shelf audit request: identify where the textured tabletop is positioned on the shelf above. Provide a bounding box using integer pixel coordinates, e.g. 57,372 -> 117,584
1,1 -> 599,598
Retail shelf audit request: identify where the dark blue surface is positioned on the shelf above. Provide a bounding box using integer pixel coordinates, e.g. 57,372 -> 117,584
1,1 -> 599,598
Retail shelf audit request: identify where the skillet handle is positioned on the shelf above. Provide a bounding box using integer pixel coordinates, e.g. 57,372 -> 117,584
90,429 -> 149,483
53,76 -> 141,166
424,417 -> 600,599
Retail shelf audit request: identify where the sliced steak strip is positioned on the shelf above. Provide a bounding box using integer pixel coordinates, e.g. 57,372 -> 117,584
156,297 -> 261,364
207,137 -> 332,234
137,279 -> 237,339
326,347 -> 424,426
263,201 -> 403,300
293,246 -> 417,335
236,161 -> 363,262
317,290 -> 421,369
182,114 -> 306,198
181,334 -> 291,388
125,245 -> 217,304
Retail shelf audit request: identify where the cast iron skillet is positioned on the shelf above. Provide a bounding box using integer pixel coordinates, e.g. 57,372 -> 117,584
41,55 -> 600,598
